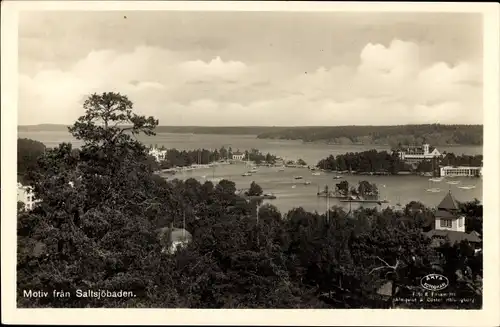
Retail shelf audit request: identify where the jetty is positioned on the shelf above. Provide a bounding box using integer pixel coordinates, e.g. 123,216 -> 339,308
317,192 -> 348,199
243,194 -> 277,200
340,198 -> 390,204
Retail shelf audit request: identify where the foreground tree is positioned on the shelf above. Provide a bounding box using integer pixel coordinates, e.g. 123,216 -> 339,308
17,92 -> 175,307
17,138 -> 46,184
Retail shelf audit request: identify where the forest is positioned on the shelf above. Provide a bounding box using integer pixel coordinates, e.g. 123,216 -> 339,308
17,92 -> 482,309
316,150 -> 483,174
18,124 -> 280,135
256,124 -> 483,146
18,124 -> 483,146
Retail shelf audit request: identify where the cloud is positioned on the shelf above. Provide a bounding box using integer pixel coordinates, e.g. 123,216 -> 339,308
178,56 -> 248,82
18,40 -> 482,126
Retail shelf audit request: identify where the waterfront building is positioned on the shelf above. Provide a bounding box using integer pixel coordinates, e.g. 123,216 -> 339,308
440,166 -> 482,177
149,147 -> 167,162
393,143 -> 441,163
17,182 -> 38,211
424,191 -> 481,248
231,151 -> 245,161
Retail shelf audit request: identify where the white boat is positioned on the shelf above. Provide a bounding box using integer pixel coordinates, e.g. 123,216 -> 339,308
242,172 -> 252,177
291,185 -> 297,189
249,168 -> 258,173
312,172 -> 321,176
446,180 -> 461,185
333,175 -> 343,179
458,185 -> 476,190
304,181 -> 311,185
278,168 -> 285,172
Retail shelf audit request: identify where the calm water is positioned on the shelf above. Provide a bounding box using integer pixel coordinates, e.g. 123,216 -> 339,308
169,163 -> 482,213
19,131 -> 483,213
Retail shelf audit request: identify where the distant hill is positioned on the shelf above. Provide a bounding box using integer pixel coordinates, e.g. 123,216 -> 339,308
255,124 -> 483,146
18,124 -> 483,146
18,124 -> 286,135
18,124 -> 70,132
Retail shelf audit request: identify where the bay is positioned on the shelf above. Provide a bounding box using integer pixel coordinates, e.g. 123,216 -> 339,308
18,131 -> 483,213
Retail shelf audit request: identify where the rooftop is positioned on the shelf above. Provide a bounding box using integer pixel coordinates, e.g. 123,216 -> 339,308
157,226 -> 192,245
425,229 -> 482,245
437,191 -> 460,211
435,209 -> 459,219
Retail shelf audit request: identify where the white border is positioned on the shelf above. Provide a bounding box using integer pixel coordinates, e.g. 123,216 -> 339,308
2,1 -> 499,326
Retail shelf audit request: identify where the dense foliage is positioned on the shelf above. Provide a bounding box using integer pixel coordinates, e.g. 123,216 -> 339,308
154,146 -> 277,169
320,180 -> 379,199
17,138 -> 46,184
317,150 -> 483,174
317,150 -> 407,174
17,92 -> 482,309
440,153 -> 483,167
257,124 -> 483,146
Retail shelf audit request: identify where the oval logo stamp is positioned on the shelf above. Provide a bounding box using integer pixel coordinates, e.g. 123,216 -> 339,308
420,274 -> 449,291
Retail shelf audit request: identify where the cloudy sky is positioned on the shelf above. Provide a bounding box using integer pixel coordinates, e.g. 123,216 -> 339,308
18,11 -> 483,126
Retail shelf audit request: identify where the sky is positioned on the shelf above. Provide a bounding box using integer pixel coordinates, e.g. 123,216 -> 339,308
18,11 -> 483,126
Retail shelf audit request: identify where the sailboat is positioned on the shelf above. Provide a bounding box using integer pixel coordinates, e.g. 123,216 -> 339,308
427,159 -> 442,192
396,195 -> 402,207
426,179 -> 441,193
207,164 -> 221,183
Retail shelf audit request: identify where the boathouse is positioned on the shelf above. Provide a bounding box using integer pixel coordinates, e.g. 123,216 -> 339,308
439,166 -> 482,177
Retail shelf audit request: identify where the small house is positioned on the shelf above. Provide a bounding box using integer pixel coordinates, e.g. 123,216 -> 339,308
157,223 -> 192,254
425,191 -> 482,248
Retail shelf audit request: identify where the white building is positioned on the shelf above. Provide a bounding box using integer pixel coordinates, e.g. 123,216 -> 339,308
149,148 -> 167,162
17,183 -> 38,211
231,151 -> 245,161
394,144 -> 441,163
434,191 -> 465,232
425,191 -> 481,248
440,166 -> 482,177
